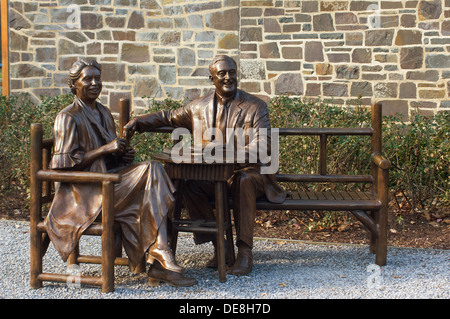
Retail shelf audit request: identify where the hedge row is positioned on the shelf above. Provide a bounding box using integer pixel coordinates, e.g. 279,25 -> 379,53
1,94 -> 448,218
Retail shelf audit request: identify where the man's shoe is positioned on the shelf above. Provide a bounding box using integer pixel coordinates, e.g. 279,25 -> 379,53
147,265 -> 197,287
227,249 -> 253,276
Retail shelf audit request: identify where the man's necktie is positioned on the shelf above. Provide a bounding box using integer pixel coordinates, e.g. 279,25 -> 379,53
216,102 -> 229,144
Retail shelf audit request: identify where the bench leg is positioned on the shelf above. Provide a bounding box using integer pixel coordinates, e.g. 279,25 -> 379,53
215,181 -> 227,283
101,181 -> 115,293
375,168 -> 389,266
368,211 -> 376,254
30,226 -> 43,289
375,207 -> 388,266
30,125 -> 43,289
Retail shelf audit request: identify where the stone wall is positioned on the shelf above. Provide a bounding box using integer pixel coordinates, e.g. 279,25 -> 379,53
8,0 -> 450,119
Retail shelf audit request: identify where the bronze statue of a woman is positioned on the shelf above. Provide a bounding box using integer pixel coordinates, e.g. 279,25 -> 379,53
44,59 -> 196,287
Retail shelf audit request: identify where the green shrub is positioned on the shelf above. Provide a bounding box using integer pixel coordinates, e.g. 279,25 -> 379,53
383,110 -> 450,214
0,93 -> 73,192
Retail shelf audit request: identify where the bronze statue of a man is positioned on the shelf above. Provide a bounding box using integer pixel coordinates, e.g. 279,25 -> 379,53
125,55 -> 286,275
45,59 -> 196,287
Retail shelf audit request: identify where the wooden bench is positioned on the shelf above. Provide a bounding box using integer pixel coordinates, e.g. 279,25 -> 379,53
256,102 -> 389,266
147,102 -> 390,266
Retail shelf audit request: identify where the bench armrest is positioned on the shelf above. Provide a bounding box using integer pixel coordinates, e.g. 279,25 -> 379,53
36,170 -> 122,184
371,153 -> 390,170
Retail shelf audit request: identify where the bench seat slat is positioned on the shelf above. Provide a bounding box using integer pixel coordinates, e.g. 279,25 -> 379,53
276,174 -> 373,183
323,191 -> 335,200
298,191 -> 309,200
348,191 -> 359,200
306,191 -> 318,200
256,190 -> 379,211
290,192 -> 300,200
331,191 -> 344,200
341,191 -> 353,200
358,192 -> 372,200
316,192 -> 326,200
256,198 -> 381,211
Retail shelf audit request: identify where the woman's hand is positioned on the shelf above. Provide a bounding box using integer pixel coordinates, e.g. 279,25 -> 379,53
121,146 -> 136,164
103,138 -> 127,155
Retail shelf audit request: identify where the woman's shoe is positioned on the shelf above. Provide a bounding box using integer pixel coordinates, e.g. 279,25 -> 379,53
147,247 -> 184,273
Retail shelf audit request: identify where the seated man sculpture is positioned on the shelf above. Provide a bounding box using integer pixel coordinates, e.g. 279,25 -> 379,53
44,59 -> 197,287
125,55 -> 286,275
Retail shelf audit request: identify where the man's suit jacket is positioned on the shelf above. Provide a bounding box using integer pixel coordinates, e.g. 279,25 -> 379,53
135,89 -> 286,204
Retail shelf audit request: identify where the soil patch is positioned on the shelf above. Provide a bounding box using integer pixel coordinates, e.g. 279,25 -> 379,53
254,209 -> 449,250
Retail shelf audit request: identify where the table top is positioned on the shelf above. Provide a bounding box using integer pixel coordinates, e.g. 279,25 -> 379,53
154,148 -> 235,181
153,147 -> 238,166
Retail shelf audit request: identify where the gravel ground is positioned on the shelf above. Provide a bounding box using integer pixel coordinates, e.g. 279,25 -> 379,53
1,219 -> 448,300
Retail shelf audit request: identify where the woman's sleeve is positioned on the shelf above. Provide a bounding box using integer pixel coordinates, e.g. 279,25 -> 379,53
49,112 -> 85,169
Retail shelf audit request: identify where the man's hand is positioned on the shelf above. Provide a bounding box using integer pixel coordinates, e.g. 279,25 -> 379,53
123,118 -> 138,142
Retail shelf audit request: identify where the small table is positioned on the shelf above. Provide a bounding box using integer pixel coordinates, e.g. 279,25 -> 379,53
154,150 -> 236,282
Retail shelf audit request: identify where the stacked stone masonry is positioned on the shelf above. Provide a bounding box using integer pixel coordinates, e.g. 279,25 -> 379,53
8,0 -> 450,119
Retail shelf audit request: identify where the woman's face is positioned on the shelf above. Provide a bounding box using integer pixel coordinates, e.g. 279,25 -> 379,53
73,66 -> 102,102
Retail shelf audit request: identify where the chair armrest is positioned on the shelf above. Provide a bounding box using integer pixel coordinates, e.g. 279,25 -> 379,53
36,170 -> 121,183
371,153 -> 390,170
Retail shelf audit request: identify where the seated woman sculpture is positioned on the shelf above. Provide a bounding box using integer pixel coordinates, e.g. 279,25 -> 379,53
44,59 -> 196,287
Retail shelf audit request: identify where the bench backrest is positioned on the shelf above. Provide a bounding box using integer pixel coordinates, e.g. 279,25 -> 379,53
276,103 -> 382,186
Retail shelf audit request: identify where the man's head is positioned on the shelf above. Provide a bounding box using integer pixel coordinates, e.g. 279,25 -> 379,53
68,59 -> 102,102
209,55 -> 238,99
